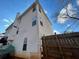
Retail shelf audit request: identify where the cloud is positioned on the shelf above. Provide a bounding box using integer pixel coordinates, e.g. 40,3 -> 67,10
10,19 -> 14,23
57,8 -> 68,24
4,24 -> 9,27
44,9 -> 47,14
3,18 -> 14,28
67,3 -> 73,10
64,24 -> 71,30
53,30 -> 61,34
3,18 -> 14,23
3,19 -> 10,23
58,3 -> 77,24
57,17 -> 67,24
67,3 -> 77,17
76,0 -> 79,6
66,24 -> 70,28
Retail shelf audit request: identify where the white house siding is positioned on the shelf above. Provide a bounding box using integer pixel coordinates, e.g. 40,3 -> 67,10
5,25 -> 17,41
5,17 -> 22,47
36,4 -> 53,46
38,9 -> 52,36
12,7 -> 41,59
30,4 -> 53,59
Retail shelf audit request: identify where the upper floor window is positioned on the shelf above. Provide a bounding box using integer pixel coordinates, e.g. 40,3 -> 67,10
40,21 -> 43,26
32,20 -> 36,26
33,7 -> 36,12
13,25 -> 19,34
39,8 -> 41,13
16,30 -> 19,34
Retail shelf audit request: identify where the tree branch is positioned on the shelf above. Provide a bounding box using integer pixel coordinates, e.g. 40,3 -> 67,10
65,4 -> 79,20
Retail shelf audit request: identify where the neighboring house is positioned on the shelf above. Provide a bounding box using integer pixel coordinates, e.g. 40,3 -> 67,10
5,0 -> 53,59
0,33 -> 5,39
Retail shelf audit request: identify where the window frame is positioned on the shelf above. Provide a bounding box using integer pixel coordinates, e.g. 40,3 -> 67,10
40,21 -> 43,26
32,20 -> 37,26
23,38 -> 27,51
39,8 -> 41,13
33,7 -> 36,12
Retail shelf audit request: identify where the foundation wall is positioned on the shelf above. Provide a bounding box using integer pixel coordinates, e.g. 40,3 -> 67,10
14,52 -> 41,59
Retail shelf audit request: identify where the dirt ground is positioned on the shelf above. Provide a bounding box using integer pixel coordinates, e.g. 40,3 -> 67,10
9,57 -> 25,59
0,56 -> 25,59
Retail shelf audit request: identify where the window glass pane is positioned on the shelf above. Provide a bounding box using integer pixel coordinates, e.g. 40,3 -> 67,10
16,30 -> 19,34
32,20 -> 36,26
33,7 -> 36,12
23,44 -> 27,51
23,38 -> 27,51
40,21 -> 43,26
24,38 -> 27,44
39,8 -> 41,13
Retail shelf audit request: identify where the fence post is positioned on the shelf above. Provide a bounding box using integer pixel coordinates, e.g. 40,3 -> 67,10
55,34 -> 64,59
42,36 -> 48,59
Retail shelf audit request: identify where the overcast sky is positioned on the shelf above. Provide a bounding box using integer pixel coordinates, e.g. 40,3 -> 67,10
0,0 -> 79,34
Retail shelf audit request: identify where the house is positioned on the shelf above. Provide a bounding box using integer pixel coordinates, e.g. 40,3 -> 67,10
0,33 -> 5,39
5,0 -> 53,59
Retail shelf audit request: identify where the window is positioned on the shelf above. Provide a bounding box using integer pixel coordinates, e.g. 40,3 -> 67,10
39,8 -> 41,13
13,25 -> 17,28
40,21 -> 43,26
33,7 -> 36,12
23,44 -> 27,51
16,30 -> 19,34
32,20 -> 36,26
23,38 -> 27,51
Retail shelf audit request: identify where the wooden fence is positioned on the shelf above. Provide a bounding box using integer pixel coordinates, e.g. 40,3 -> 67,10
42,32 -> 79,59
